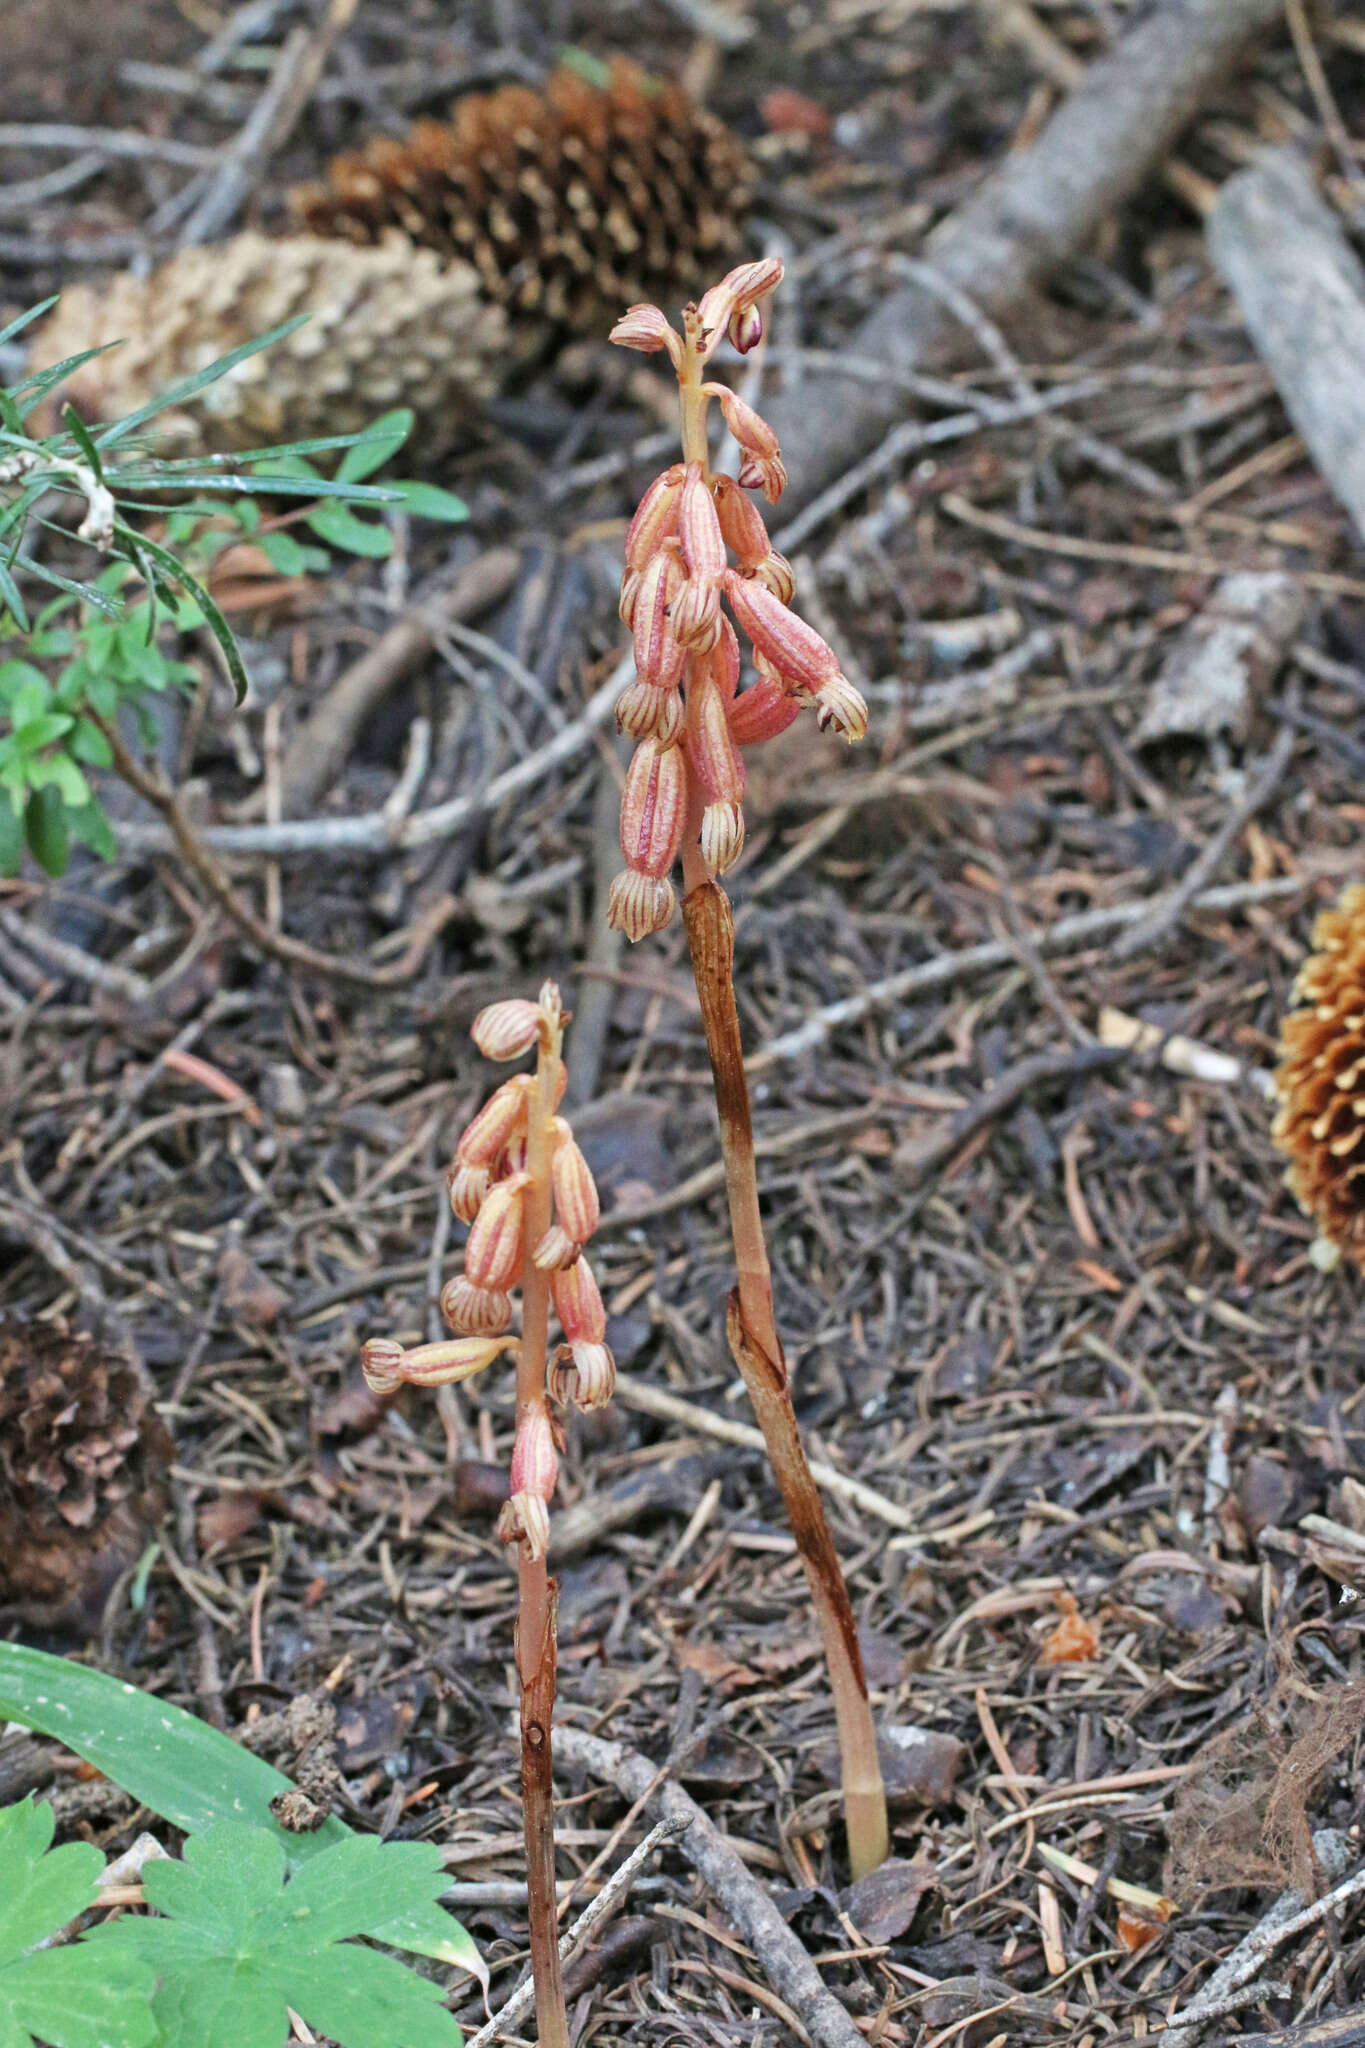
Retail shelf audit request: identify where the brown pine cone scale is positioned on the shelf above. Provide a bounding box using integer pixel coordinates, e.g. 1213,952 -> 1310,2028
1272,882 -> 1365,1268
290,59 -> 755,336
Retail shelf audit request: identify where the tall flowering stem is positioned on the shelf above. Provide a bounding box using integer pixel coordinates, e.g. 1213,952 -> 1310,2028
363,983 -> 615,2048
607,265 -> 889,1878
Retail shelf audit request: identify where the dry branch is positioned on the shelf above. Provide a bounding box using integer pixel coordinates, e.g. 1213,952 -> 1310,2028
768,0 -> 1284,511
1209,149 -> 1365,545
554,1725 -> 866,2048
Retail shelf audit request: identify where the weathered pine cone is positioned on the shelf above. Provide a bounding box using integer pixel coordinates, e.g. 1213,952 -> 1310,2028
0,1316 -> 172,1630
31,232 -> 506,453
1272,883 -> 1365,1268
289,58 -> 755,340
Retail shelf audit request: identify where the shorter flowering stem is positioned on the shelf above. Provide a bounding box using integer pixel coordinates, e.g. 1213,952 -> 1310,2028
679,850 -> 889,1880
516,1013 -> 570,2048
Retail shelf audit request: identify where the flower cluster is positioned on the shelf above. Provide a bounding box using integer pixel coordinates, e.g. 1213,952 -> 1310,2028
606,259 -> 869,941
361,982 -> 614,1561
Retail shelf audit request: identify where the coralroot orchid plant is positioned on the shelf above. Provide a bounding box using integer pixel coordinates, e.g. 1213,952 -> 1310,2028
606,260 -> 890,1879
362,983 -> 611,2048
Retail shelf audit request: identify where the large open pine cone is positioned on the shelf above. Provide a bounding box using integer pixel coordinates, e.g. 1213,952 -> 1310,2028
31,232 -> 506,452
290,58 -> 755,338
0,1317 -> 172,1630
1272,883 -> 1365,1268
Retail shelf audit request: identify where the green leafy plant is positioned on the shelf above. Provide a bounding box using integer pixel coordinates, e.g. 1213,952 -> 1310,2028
0,1644 -> 481,1983
0,1796 -> 155,2048
0,298 -> 465,878
86,1825 -> 462,2048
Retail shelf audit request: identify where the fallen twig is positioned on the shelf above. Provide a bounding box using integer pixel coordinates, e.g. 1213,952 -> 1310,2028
1162,1831 -> 1354,2048
554,1725 -> 866,2048
754,874 -> 1313,1068
272,549 -> 520,816
1209,148 -> 1365,545
767,0 -> 1285,512
465,1815 -> 688,2048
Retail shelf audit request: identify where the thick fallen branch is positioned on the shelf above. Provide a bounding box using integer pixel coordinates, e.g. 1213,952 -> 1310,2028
273,547 -> 520,816
554,1725 -> 865,2048
1208,148 -> 1365,545
767,0 -> 1284,512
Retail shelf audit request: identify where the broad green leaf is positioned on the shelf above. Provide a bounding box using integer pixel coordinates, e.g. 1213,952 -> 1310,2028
0,1647 -> 481,1977
24,786 -> 69,876
0,1798 -> 156,2048
93,1825 -> 462,2048
335,408 -> 413,483
255,530 -> 328,577
394,480 -> 469,524
305,501 -> 392,557
65,802 -> 117,863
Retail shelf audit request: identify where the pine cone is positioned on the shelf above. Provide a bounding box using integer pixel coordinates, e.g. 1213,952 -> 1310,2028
289,59 -> 755,339
0,1316 -> 172,1631
31,232 -> 506,452
1272,883 -> 1365,1268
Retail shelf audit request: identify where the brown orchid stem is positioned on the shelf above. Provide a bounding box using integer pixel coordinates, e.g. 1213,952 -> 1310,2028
515,1014 -> 570,2048
679,834 -> 889,1881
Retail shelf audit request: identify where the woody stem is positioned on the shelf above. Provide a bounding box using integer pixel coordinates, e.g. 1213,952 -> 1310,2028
678,825 -> 889,1880
516,1022 -> 569,2048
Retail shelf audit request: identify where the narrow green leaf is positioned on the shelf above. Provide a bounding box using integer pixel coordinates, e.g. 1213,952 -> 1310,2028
110,524 -> 248,706
61,407 -> 104,485
93,316 -> 310,449
0,297 -> 57,350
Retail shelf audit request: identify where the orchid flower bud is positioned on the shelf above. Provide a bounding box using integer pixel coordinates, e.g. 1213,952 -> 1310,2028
618,568 -> 642,628
606,869 -> 675,940
670,577 -> 722,651
751,551 -> 796,605
551,1251 -> 607,1345
471,998 -> 541,1062
814,674 -> 870,743
399,1335 -> 510,1387
532,1223 -> 580,1271
510,1405 -> 559,1500
360,1337 -> 406,1395
497,1490 -> 551,1562
726,671 -> 804,745
620,736 -> 687,878
724,569 -> 842,693
441,1276 -> 513,1336
455,1074 -> 532,1168
700,801 -> 746,876
549,1342 -> 616,1412
616,679 -> 684,745
624,463 -> 686,571
737,455 -> 788,504
631,542 -> 687,690
678,464 -> 726,584
706,384 -> 780,461
609,303 -> 681,362
463,1171 -> 531,1290
446,1161 -> 490,1223
686,671 -> 745,807
727,300 -> 765,354
551,1126 -> 601,1241
713,473 -> 771,574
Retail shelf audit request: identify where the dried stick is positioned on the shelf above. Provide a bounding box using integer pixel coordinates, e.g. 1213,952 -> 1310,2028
554,1725 -> 865,2048
1162,1831 -> 1355,2048
466,1817 -> 688,2048
681,865 -> 888,1879
768,0 -> 1284,512
273,548 -> 519,816
1209,149 -> 1365,545
96,718 -> 455,988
